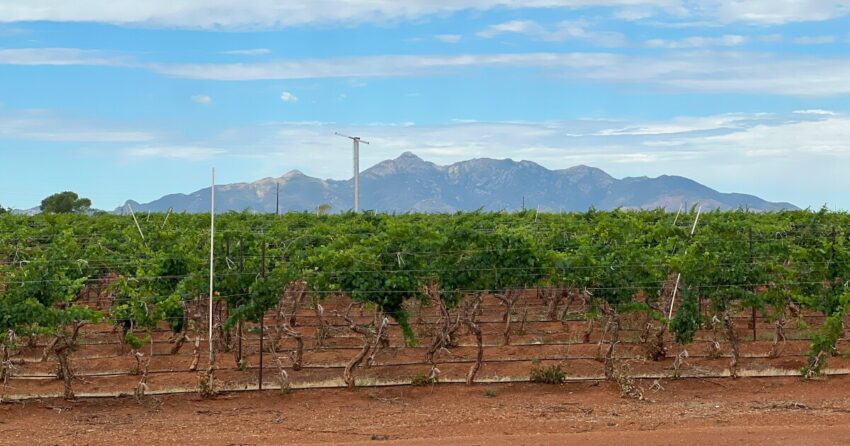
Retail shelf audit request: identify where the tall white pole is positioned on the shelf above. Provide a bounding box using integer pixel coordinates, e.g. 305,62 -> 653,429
353,139 -> 360,213
335,132 -> 368,213
209,168 -> 216,364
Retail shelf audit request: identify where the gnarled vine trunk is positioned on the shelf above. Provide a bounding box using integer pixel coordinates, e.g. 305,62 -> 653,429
723,310 -> 740,379
424,282 -> 463,381
494,290 -> 519,346
276,281 -> 307,371
341,304 -> 376,389
49,321 -> 86,400
463,294 -> 485,385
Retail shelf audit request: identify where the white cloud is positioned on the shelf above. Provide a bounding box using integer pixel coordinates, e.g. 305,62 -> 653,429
152,51 -> 850,96
0,109 -> 155,142
5,46 -> 850,97
434,34 -> 462,43
0,47 -> 130,66
1,0 -> 845,28
0,1 -> 672,29
793,109 -> 837,116
477,20 -> 626,46
191,94 -> 212,105
792,35 -> 837,45
645,34 -> 747,49
280,91 -> 298,102
704,116 -> 850,156
707,0 -> 850,25
124,146 -> 227,160
220,48 -> 271,56
477,20 -> 540,38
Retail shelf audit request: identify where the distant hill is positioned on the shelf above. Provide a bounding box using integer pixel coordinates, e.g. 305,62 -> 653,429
117,152 -> 798,213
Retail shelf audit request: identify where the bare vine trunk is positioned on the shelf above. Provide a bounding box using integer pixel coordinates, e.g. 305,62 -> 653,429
464,294 -> 485,385
344,342 -> 371,389
170,302 -> 190,355
51,321 -> 86,400
540,287 -> 562,321
367,310 -> 390,368
495,290 -> 518,346
189,334 -> 201,371
424,282 -> 460,381
313,300 -> 329,348
267,334 -> 291,393
341,304 -> 376,389
277,281 -> 307,371
768,313 -> 787,358
723,310 -> 740,378
604,314 -> 620,380
279,324 -> 304,371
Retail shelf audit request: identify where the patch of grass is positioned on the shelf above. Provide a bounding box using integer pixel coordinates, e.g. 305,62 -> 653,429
529,364 -> 566,384
483,387 -> 497,398
410,373 -> 437,386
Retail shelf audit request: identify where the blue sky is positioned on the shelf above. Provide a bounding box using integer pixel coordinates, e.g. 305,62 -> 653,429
1,1 -> 849,210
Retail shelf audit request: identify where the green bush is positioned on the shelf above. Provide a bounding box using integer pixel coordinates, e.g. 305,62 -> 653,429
529,364 -> 566,384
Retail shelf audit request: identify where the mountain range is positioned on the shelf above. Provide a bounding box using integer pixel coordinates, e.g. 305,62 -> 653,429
118,152 -> 797,214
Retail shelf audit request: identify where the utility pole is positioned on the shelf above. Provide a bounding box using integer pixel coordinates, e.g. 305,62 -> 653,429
334,132 -> 370,212
275,181 -> 280,216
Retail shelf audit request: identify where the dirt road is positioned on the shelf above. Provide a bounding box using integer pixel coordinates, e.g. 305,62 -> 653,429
4,376 -> 850,445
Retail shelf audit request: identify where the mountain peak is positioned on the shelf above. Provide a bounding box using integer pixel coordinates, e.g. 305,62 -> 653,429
281,169 -> 305,179
398,151 -> 423,161
364,151 -> 436,177
115,152 -> 798,213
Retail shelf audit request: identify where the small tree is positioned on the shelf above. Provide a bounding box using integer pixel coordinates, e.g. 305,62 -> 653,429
40,192 -> 92,214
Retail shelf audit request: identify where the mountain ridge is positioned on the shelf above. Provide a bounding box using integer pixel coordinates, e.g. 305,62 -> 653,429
116,152 -> 798,213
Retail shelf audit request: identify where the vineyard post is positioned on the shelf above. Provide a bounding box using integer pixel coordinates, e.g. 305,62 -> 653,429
749,226 -> 756,341
672,203 -> 683,226
259,241 -> 266,390
209,168 -> 216,366
237,239 -> 244,366
160,207 -> 172,229
668,205 -> 702,320
127,202 -> 146,243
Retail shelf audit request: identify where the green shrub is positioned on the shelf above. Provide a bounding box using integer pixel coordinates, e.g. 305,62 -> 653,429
529,364 -> 566,384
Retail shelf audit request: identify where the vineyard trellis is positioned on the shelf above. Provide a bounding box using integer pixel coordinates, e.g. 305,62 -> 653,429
1,208 -> 850,400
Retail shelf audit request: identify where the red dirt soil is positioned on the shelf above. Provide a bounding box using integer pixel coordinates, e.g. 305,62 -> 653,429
4,376 -> 850,445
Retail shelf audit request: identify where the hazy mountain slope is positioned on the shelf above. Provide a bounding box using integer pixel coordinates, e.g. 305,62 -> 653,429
118,152 -> 798,213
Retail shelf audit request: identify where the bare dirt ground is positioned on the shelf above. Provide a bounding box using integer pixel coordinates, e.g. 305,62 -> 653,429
4,376 -> 850,445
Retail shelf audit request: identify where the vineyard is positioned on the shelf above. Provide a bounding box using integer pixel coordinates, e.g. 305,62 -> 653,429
1,208 -> 850,402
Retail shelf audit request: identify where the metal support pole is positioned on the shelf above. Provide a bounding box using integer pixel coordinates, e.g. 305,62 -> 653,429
353,139 -> 360,213
335,132 -> 369,213
259,242 -> 266,390
209,168 -> 215,365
